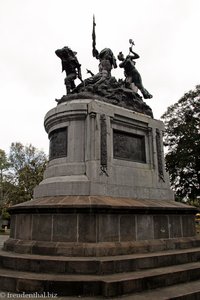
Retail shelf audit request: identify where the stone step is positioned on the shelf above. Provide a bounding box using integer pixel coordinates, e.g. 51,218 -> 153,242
1,247 -> 200,275
0,261 -> 200,296
103,262 -> 200,297
112,279 -> 200,300
4,236 -> 200,257
1,280 -> 200,300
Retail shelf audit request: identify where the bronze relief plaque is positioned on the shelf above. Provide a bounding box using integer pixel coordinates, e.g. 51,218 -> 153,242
113,130 -> 146,163
49,127 -> 68,160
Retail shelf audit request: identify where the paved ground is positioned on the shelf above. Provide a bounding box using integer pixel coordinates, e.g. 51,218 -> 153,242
0,235 -> 8,247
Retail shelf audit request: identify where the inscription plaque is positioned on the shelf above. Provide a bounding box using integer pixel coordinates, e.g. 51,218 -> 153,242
113,130 -> 146,163
49,127 -> 67,160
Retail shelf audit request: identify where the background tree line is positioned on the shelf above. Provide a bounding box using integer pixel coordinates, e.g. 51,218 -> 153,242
161,85 -> 200,207
0,142 -> 47,218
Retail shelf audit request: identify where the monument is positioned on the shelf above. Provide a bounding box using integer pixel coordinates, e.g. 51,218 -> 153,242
1,17 -> 200,298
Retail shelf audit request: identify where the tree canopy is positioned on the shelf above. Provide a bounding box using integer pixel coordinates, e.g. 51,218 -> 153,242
0,149 -> 10,207
161,85 -> 200,204
0,143 -> 47,211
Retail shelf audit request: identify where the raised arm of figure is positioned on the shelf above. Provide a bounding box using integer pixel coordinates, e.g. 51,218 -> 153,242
129,47 -> 140,60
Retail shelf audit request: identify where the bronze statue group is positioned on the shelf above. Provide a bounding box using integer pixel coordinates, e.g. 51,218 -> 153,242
55,17 -> 152,100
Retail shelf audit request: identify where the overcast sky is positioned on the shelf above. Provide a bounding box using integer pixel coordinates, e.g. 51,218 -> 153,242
1,0 -> 200,155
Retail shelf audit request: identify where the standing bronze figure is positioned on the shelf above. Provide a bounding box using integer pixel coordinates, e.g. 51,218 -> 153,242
55,46 -> 82,94
118,40 -> 152,99
92,15 -> 117,79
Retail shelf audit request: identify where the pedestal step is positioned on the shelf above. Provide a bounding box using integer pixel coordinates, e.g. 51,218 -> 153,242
1,247 -> 200,275
0,260 -> 200,296
103,262 -> 200,297
122,279 -> 200,300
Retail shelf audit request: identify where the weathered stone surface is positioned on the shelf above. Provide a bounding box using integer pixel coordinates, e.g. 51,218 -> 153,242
79,214 -> 97,243
1,245 -> 200,275
12,196 -> 195,212
4,236 -> 200,258
120,215 -> 136,242
34,99 -> 174,201
5,196 -> 197,258
137,215 -> 154,240
32,215 -> 52,241
98,214 -> 119,242
52,214 -> 77,242
154,215 -> 169,239
9,215 -> 16,239
15,214 -> 32,240
169,215 -> 182,238
182,215 -> 196,237
1,249 -> 200,296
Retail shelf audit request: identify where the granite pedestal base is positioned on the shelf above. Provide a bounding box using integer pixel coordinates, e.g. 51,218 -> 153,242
4,196 -> 197,257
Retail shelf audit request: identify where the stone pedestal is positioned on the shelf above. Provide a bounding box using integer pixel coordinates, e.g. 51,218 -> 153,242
2,99 -> 199,297
4,99 -> 197,255
6,196 -> 196,257
34,99 -> 174,200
